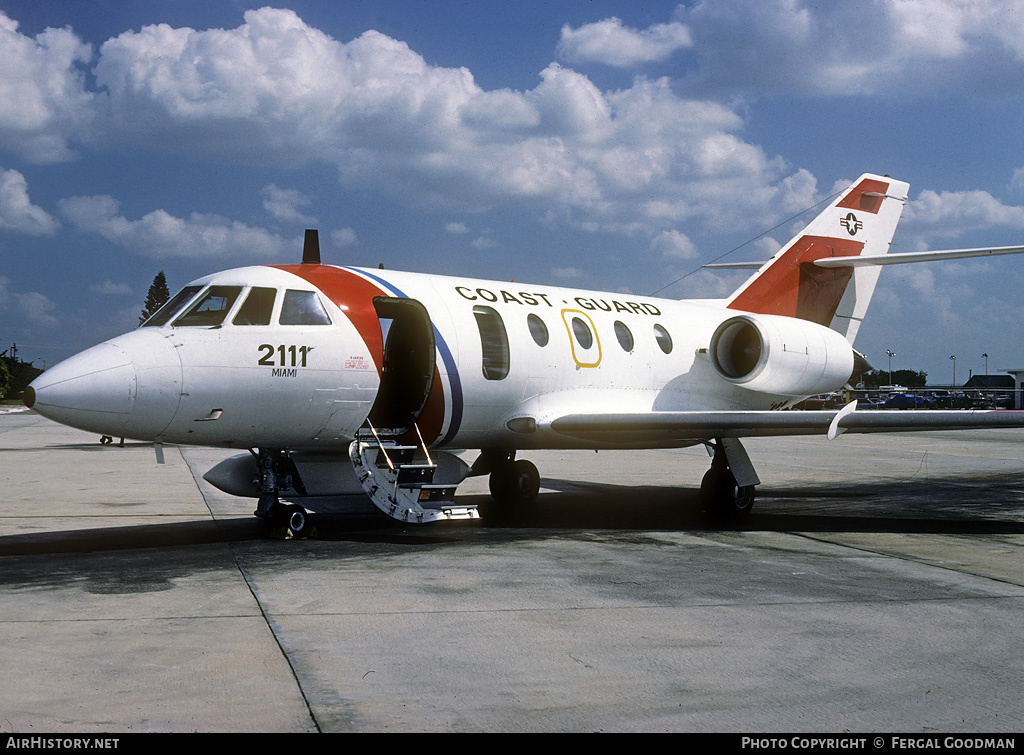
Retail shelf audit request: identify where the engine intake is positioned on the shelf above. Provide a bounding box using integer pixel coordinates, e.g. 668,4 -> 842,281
710,314 -> 856,397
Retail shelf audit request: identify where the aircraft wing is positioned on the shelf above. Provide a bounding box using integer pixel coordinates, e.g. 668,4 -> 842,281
547,405 -> 1024,445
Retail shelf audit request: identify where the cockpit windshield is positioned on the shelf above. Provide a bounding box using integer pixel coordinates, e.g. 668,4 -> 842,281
173,286 -> 243,327
233,287 -> 276,326
280,290 -> 332,325
140,285 -> 203,327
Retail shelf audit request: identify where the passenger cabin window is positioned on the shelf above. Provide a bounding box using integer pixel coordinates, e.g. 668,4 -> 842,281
473,305 -> 510,380
571,317 -> 593,350
233,287 -> 276,326
654,323 -> 673,354
280,290 -> 332,325
614,321 -> 634,352
141,285 -> 203,327
527,313 -> 549,347
173,286 -> 242,327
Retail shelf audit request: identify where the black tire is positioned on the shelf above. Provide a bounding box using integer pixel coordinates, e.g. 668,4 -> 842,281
284,504 -> 309,537
489,459 -> 540,505
701,465 -> 755,519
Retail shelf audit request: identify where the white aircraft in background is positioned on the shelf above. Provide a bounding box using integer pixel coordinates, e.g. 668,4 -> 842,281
24,173 -> 1024,535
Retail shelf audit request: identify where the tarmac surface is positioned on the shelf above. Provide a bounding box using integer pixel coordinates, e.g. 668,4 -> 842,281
2,408 -> 1024,733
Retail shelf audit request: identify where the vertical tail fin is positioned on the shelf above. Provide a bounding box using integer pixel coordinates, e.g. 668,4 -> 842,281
726,174 -> 909,344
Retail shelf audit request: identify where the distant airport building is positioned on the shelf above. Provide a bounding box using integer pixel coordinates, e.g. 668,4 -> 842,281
963,375 -> 1014,389
999,369 -> 1024,409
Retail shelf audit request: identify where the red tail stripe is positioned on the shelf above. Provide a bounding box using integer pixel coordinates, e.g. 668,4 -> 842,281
728,236 -> 863,324
836,178 -> 890,215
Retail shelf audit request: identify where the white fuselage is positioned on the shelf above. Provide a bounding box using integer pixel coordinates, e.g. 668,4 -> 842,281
27,263 -> 855,451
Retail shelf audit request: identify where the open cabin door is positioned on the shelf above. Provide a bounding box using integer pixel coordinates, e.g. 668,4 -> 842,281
365,296 -> 436,437
351,296 -> 477,523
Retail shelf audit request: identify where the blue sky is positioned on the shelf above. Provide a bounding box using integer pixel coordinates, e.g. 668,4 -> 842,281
4,1 -> 1024,386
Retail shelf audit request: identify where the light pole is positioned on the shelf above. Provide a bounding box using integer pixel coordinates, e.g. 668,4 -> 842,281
983,353 -> 989,375
886,349 -> 896,382
950,355 -> 956,387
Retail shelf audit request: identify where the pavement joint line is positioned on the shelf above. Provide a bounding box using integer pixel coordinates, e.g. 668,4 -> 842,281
791,530 -> 1024,589
0,613 -> 268,625
250,592 -> 1024,619
180,445 -> 323,734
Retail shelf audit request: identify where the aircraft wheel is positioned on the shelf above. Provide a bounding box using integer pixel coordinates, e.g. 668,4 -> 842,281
488,459 -> 540,505
265,502 -> 311,537
283,504 -> 310,537
701,465 -> 755,519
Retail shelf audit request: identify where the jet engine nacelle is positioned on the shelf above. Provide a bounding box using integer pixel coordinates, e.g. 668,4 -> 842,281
709,313 -> 856,397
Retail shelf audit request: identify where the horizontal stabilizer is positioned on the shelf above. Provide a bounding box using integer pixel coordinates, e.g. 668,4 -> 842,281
547,405 -> 1024,445
707,245 -> 1024,271
813,245 -> 1024,268
703,261 -> 764,270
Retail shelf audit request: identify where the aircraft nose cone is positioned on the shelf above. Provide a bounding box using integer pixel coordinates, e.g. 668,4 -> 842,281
28,342 -> 136,434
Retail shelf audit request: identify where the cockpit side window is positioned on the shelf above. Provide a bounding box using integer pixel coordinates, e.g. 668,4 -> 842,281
140,285 -> 203,327
280,290 -> 332,325
233,287 -> 276,326
173,286 -> 243,327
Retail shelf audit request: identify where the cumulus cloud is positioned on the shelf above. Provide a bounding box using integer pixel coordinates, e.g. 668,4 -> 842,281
471,235 -> 500,251
22,4 -> 1024,250
0,7 -> 827,240
650,230 -> 698,259
902,189 -> 1024,240
0,12 -> 94,162
261,184 -> 316,224
1012,167 -> 1024,194
2,2 -> 1024,240
59,194 -> 292,259
89,281 -> 133,295
330,227 -> 357,247
676,0 -> 1024,97
0,276 -> 58,327
557,17 -> 692,67
552,266 -> 584,280
75,8 -> 810,236
0,167 -> 59,235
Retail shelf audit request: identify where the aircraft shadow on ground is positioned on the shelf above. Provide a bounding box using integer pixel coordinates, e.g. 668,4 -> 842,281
2,474 -> 1023,563
443,474 -> 1024,535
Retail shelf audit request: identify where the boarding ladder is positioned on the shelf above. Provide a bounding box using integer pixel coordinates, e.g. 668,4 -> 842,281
349,422 -> 479,523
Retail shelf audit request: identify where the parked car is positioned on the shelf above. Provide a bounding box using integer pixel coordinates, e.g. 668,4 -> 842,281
953,391 -> 989,409
884,393 -> 931,409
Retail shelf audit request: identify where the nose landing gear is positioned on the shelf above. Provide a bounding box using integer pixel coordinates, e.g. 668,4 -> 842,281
254,449 -> 312,538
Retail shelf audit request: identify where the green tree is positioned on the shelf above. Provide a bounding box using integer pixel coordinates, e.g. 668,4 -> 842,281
862,368 -> 928,388
0,359 -> 11,399
139,271 -> 170,325
0,350 -> 42,401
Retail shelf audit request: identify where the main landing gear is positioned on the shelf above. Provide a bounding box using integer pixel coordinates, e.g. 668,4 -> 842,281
473,450 -> 540,521
254,449 -> 312,538
700,438 -> 759,520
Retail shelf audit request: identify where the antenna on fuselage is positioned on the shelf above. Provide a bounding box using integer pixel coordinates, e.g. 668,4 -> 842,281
302,229 -> 320,265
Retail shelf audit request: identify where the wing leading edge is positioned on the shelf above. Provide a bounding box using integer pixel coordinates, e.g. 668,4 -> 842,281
547,403 -> 1024,445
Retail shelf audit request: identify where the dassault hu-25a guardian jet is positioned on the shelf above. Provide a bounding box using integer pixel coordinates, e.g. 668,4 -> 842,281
24,174 -> 1024,535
